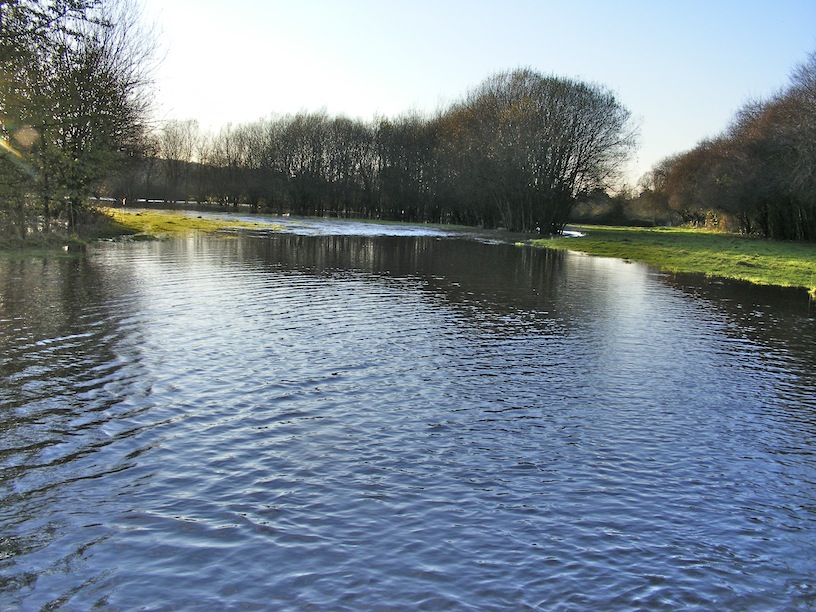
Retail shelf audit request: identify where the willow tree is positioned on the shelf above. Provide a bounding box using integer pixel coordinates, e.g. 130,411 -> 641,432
440,68 -> 636,233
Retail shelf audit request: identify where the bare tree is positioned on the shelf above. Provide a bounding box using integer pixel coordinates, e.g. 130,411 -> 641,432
158,119 -> 200,202
665,49 -> 816,239
375,113 -> 438,221
786,51 -> 816,226
439,68 -> 637,233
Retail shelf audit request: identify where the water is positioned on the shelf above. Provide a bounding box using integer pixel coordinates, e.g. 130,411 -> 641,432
1,217 -> 815,610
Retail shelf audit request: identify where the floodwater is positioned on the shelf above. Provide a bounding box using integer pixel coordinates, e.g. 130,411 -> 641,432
1,215 -> 815,610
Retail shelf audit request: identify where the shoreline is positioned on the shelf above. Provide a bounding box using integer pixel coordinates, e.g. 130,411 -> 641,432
100,207 -> 277,237
532,225 -> 816,297
4,210 -> 814,297
0,207 -> 266,252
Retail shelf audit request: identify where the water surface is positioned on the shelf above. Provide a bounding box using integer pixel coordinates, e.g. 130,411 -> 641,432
1,220 -> 815,609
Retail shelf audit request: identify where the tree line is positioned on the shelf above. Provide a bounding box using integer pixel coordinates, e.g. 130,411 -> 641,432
112,69 -> 636,234
639,51 -> 816,240
1,2 -> 636,239
5,1 -> 812,242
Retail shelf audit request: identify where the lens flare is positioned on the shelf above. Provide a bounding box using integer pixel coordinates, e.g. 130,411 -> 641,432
0,135 -> 37,178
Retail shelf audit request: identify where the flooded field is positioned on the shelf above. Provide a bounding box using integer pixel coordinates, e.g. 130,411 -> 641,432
1,217 -> 815,609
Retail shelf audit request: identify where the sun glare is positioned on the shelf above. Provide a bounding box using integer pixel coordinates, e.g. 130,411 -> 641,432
0,135 -> 38,178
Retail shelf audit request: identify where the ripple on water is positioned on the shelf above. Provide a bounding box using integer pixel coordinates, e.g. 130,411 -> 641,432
0,234 -> 815,609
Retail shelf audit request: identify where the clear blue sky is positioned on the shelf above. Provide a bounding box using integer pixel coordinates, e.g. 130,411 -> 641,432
142,0 -> 816,184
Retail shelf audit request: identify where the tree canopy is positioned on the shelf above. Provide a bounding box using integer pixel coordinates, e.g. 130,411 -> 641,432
438,69 -> 636,233
119,68 -> 636,235
654,51 -> 816,240
0,0 -> 154,237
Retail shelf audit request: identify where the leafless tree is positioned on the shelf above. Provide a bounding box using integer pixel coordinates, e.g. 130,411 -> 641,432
664,49 -> 816,239
438,68 -> 637,233
158,119 -> 200,201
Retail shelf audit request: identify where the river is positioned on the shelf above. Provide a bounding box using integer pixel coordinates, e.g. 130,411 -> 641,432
1,215 -> 815,609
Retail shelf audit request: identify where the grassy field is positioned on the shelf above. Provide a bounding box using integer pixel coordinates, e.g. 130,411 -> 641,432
533,225 -> 816,295
100,207 -> 277,237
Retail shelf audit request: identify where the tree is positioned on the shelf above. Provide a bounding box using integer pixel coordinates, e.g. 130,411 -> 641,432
0,0 -> 155,236
1,1 -> 101,236
376,113 -> 438,221
662,50 -> 816,240
782,50 -> 816,238
325,116 -> 375,217
438,69 -> 636,233
158,119 -> 200,202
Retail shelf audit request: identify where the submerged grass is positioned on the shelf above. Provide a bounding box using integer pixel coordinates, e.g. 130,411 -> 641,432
0,208 -> 279,255
0,236 -> 88,259
101,207 -> 276,237
533,225 -> 816,295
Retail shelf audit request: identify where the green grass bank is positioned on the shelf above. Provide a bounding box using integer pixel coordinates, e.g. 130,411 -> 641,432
5,210 -> 814,297
533,225 -> 816,296
0,207 -> 271,252
101,208 -> 275,237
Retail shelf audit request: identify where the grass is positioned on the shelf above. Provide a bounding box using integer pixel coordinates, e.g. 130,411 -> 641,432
0,235 -> 88,259
1,208 -> 280,255
532,225 -> 816,295
5,210 -> 814,296
100,207 -> 278,237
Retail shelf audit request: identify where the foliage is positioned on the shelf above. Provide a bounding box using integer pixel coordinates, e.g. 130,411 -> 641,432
651,50 -> 816,240
439,69 -> 636,233
0,0 -> 154,239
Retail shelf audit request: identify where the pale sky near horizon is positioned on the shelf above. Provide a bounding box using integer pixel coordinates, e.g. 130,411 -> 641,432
141,0 -> 816,184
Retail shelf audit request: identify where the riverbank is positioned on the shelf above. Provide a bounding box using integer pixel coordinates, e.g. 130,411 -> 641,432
100,207 -> 275,237
534,225 -> 816,296
5,210 -> 814,297
0,208 -> 272,252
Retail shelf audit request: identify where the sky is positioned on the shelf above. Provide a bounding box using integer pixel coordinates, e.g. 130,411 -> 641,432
140,0 -> 816,184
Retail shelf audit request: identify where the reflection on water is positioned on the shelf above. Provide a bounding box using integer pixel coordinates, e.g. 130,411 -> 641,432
1,226 -> 815,610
